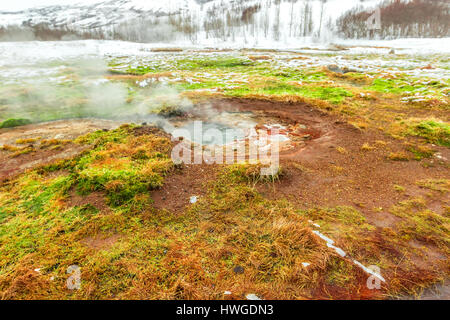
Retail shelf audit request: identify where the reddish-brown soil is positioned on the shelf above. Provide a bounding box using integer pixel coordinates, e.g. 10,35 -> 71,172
0,145 -> 88,183
65,189 -> 112,215
0,119 -> 121,145
82,234 -> 121,251
0,119 -> 122,182
151,164 -> 219,213
163,98 -> 449,223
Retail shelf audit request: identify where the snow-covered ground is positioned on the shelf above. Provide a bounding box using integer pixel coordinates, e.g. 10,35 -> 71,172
335,38 -> 450,55
0,38 -> 447,138
0,38 -> 448,86
0,37 -> 449,66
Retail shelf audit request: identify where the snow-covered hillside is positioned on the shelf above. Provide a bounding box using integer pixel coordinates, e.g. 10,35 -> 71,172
0,0 -> 381,29
0,0 -> 195,28
0,0 -> 384,44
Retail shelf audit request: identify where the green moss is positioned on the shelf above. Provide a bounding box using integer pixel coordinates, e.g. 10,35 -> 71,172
74,128 -> 173,206
255,68 -> 327,83
176,80 -> 226,91
0,118 -> 31,129
226,83 -> 353,104
402,119 -> 450,147
367,79 -> 416,94
76,166 -> 164,206
366,77 -> 448,98
74,125 -> 134,146
341,72 -> 370,83
20,175 -> 73,215
126,65 -> 162,75
177,56 -> 254,70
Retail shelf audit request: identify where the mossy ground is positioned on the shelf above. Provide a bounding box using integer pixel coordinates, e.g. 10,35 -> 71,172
0,50 -> 449,300
0,127 -> 330,299
0,118 -> 31,129
1,124 -> 448,299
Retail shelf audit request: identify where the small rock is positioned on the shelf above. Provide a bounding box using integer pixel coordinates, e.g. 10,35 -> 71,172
327,64 -> 343,74
224,291 -> 232,295
233,266 -> 244,274
342,67 -> 357,74
189,196 -> 198,204
327,44 -> 349,51
302,262 -> 311,268
246,293 -> 262,300
389,48 -> 395,54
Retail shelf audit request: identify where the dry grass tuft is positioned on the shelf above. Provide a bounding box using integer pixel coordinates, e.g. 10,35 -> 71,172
388,152 -> 409,161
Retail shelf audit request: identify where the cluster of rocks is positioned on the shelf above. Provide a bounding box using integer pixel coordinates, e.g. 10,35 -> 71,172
326,64 -> 358,74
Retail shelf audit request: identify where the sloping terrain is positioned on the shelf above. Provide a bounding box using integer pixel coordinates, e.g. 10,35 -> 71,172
0,44 -> 449,300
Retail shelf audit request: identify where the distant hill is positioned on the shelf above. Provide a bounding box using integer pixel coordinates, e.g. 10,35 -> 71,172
0,0 -> 446,43
337,0 -> 449,39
